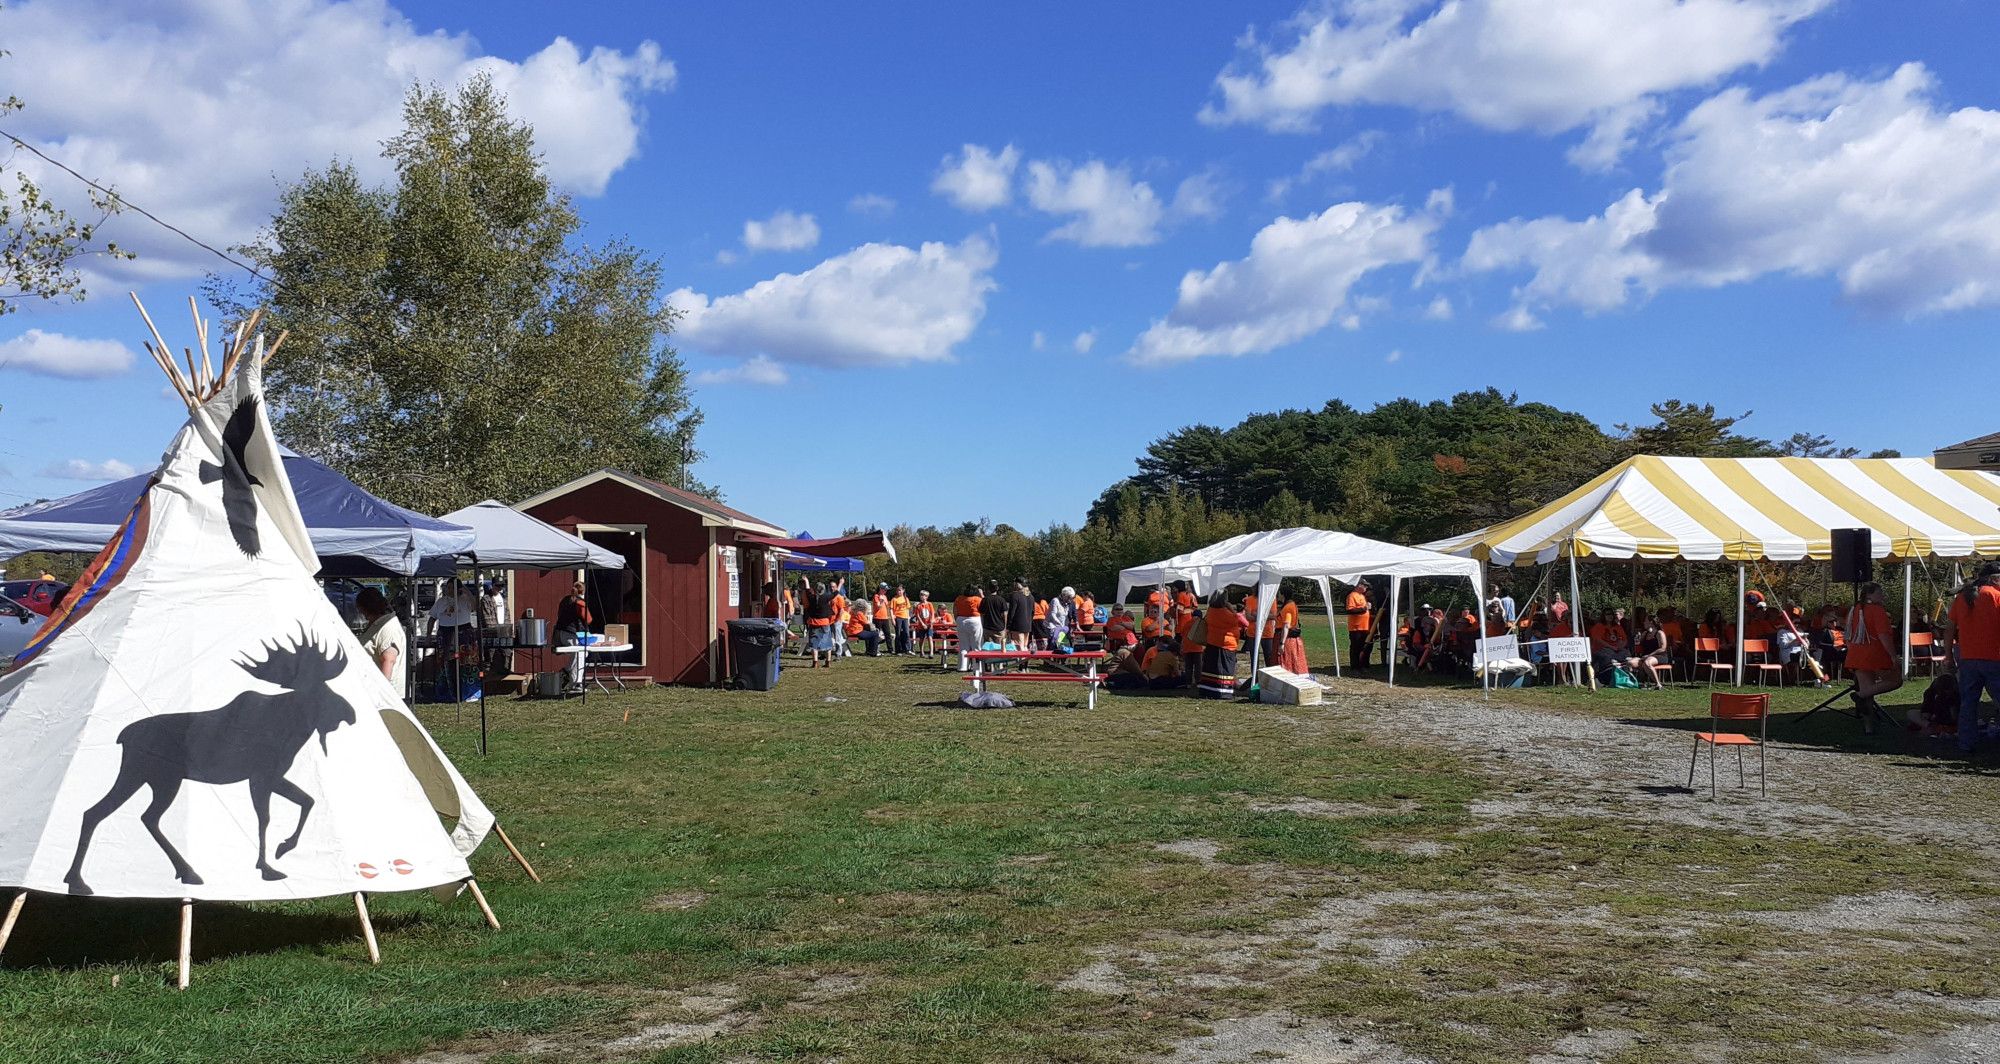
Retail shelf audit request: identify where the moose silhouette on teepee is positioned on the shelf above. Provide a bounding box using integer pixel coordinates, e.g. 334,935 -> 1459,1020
64,628 -> 356,896
0,296 -> 540,988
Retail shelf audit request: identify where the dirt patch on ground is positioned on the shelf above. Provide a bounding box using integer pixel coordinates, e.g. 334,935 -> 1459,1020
643,890 -> 710,911
1167,1012 -> 1429,1063
1154,838 -> 1225,864
1247,796 -> 1419,819
398,983 -> 753,1063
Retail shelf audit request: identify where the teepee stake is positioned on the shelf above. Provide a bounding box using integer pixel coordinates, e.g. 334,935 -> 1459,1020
0,889 -> 25,956
354,892 -> 380,965
177,899 -> 193,990
464,878 -> 500,930
493,823 -> 542,883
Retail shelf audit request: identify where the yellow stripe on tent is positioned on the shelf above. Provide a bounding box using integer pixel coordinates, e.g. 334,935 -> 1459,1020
1853,462 -> 2000,545
1704,459 -> 1840,559
1780,460 -> 1924,557
1628,458 -> 1763,560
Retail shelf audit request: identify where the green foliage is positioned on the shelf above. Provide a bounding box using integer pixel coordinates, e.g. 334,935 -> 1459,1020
0,550 -> 84,583
0,35 -> 131,313
209,77 -> 705,514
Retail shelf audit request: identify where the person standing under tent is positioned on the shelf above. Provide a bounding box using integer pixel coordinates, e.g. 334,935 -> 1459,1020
554,580 -> 592,693
358,588 -> 408,698
1277,591 -> 1309,675
1343,581 -> 1373,671
1945,562 -> 2000,753
888,584 -> 912,655
429,578 -> 477,695
1198,591 -> 1245,699
1178,586 -> 1206,688
830,582 -> 854,658
1844,582 -> 1902,731
954,585 -> 984,671
803,581 -> 837,668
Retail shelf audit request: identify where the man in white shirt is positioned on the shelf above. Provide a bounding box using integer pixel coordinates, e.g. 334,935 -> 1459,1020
358,587 -> 408,697
428,579 -> 476,693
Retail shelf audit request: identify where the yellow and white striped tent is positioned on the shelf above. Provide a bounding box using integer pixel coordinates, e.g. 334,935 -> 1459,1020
1420,456 -> 2000,565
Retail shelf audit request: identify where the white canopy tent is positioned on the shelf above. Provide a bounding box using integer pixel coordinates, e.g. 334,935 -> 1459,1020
1117,527 -> 1490,695
440,499 -> 627,570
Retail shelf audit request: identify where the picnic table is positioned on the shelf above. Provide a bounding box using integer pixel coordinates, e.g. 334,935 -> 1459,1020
965,649 -> 1106,709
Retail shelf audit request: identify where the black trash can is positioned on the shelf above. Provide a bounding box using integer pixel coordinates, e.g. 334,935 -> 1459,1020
727,618 -> 785,691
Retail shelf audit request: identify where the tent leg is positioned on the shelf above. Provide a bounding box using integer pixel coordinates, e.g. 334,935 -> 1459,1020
177,899 -> 193,990
465,878 -> 501,930
1319,576 -> 1340,678
0,889 -> 25,956
1387,575 -> 1401,688
1901,561 -> 1914,679
355,892 -> 381,965
494,822 -> 543,883
1734,564 -> 1747,686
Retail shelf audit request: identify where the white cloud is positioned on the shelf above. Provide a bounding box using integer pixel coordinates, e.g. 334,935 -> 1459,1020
1126,201 -> 1437,365
1466,64 -> 2000,320
668,235 -> 999,369
1031,330 -> 1048,351
0,329 -> 137,378
1170,170 -> 1228,221
1073,329 -> 1098,354
742,210 -> 821,253
1024,159 -> 1164,247
692,355 -> 789,387
848,193 -> 897,217
43,458 -> 137,481
1269,130 -> 1383,200
1202,0 -> 1827,166
0,0 -> 673,281
1423,295 -> 1453,320
932,143 -> 1020,211
1385,348 -> 1404,363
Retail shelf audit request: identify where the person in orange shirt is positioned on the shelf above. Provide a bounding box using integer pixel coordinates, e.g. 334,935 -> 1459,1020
843,595 -> 882,657
1140,609 -> 1163,641
1844,582 -> 1901,730
1197,590 -> 1245,699
828,585 -> 851,659
1176,583 -> 1203,686
1103,605 -> 1137,650
1588,608 -> 1630,657
1276,591 -> 1308,675
1073,591 -> 1097,633
1146,587 -> 1167,615
1946,562 -> 2000,752
871,584 -> 892,652
912,590 -> 938,655
952,584 -> 983,672
1344,581 -> 1373,670
889,584 -> 914,655
1242,590 -> 1281,666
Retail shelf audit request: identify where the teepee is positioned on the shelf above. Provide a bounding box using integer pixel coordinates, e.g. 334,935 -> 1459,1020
0,298 -> 518,986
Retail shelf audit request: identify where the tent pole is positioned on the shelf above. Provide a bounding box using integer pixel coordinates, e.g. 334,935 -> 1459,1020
465,877 -> 501,930
1901,561 -> 1914,679
1319,576 -> 1341,678
1387,575 -> 1401,688
1567,547 -> 1584,689
177,898 -> 193,990
493,822 -> 543,883
1474,566 -> 1489,700
475,568 -> 488,757
354,892 -> 381,965
1734,563 -> 1747,686
0,889 -> 24,956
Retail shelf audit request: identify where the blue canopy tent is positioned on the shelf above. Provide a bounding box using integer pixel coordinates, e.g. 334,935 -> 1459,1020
0,449 -> 473,576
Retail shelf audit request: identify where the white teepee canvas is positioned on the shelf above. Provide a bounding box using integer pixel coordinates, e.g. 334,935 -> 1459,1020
0,318 -> 493,903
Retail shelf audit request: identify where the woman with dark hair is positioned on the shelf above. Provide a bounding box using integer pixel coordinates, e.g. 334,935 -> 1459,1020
803,580 -> 837,668
554,580 -> 592,694
1845,581 -> 1901,732
1277,589 -> 1309,675
1198,590 -> 1245,699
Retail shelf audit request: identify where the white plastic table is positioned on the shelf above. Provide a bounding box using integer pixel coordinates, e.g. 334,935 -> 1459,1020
552,643 -> 634,702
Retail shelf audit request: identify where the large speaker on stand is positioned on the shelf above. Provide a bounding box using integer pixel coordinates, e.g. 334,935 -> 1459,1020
1830,527 -> 1872,584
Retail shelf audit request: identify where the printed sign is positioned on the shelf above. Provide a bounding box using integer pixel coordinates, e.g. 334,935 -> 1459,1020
1546,636 -> 1593,664
1472,635 -> 1521,668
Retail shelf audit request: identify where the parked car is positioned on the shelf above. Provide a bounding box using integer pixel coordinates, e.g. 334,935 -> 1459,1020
0,579 -> 69,618
0,588 -> 52,668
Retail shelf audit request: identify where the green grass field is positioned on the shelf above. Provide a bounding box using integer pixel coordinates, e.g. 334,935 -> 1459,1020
1,632 -> 1994,1063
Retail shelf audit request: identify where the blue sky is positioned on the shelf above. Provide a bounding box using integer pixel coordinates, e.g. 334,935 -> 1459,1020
1,1 -> 1993,535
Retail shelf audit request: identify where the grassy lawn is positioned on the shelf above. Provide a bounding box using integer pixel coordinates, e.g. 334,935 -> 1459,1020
2,641 -> 1995,1063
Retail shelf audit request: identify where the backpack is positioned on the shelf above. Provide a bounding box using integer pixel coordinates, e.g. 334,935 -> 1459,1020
1610,665 -> 1641,689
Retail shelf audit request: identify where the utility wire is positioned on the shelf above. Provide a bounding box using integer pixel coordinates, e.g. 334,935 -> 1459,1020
0,127 -> 268,282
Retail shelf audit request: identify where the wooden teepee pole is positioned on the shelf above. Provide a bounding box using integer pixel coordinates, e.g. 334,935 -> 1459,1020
493,823 -> 543,884
354,892 -> 380,965
0,889 -> 25,956
463,878 -> 500,930
130,294 -> 196,406
176,899 -> 193,990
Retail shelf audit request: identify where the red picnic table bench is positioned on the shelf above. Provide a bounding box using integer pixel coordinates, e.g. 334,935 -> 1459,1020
965,649 -> 1106,709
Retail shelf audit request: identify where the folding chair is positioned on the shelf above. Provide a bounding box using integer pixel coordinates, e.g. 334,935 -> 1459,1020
1694,637 -> 1735,687
1742,638 -> 1783,686
1688,692 -> 1769,798
1908,632 -> 1947,677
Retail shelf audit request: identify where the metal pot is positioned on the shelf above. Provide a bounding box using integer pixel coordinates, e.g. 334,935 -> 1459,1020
516,617 -> 548,646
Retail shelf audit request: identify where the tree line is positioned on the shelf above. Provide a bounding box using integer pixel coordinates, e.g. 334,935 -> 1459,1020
847,393 -> 1901,603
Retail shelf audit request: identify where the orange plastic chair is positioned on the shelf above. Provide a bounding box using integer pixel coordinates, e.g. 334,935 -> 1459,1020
1741,638 -> 1783,686
1688,692 -> 1769,798
1694,637 -> 1734,687
1908,632 -> 1947,677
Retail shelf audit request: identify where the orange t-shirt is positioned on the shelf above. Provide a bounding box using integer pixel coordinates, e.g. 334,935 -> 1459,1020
1589,622 -> 1628,653
1034,599 -> 1049,620
871,594 -> 889,620
1146,589 -> 1166,611
1279,602 -> 1299,633
1846,602 -> 1896,670
890,594 -> 911,620
1345,590 -> 1371,633
955,594 -> 981,619
830,593 -> 847,618
1075,596 -> 1096,625
1949,585 -> 2000,661
843,610 -> 866,636
1203,606 -> 1244,651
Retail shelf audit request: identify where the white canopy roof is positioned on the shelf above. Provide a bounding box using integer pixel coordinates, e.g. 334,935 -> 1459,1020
1117,527 -> 1481,601
440,500 -> 626,571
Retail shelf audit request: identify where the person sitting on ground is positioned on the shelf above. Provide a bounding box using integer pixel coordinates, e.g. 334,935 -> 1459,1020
1632,616 -> 1671,689
1141,637 -> 1183,689
1845,581 -> 1903,733
1105,644 -> 1148,690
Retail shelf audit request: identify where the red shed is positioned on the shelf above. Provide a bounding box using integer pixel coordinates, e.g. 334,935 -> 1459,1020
513,470 -> 785,686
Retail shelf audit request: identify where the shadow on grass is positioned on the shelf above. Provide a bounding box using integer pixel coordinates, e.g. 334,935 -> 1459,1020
0,893 -> 422,970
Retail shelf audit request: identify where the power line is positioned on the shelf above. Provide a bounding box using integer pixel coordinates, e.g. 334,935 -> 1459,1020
0,127 -> 268,282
